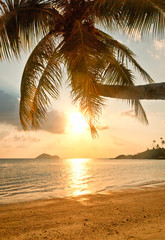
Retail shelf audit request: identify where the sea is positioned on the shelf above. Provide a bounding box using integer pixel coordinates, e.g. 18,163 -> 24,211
0,158 -> 165,204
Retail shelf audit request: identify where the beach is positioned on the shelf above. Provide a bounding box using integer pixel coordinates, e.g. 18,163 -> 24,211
0,186 -> 165,240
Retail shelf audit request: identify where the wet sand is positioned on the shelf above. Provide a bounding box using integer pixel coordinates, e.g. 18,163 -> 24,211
0,187 -> 165,240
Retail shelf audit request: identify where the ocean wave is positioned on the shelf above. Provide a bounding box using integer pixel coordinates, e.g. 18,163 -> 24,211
0,158 -> 165,204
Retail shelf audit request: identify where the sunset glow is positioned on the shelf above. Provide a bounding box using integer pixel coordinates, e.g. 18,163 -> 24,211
67,158 -> 91,196
0,25 -> 165,159
67,111 -> 88,134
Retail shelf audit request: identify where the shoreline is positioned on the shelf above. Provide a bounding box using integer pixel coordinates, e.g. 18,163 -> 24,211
0,187 -> 165,240
1,182 -> 165,205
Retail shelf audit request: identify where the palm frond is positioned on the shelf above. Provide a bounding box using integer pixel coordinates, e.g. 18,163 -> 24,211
59,20 -> 106,137
103,60 -> 135,86
96,30 -> 154,84
90,0 -> 122,30
20,32 -> 62,130
128,99 -> 149,125
94,29 -> 150,125
52,0 -> 67,11
121,0 -> 165,37
0,0 -> 160,136
149,0 -> 165,12
0,0 -> 60,60
91,0 -> 165,37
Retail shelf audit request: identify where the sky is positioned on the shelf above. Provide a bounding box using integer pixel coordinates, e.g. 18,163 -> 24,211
0,30 -> 165,159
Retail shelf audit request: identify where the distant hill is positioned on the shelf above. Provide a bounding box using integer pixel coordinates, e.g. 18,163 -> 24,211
116,148 -> 165,159
36,153 -> 60,159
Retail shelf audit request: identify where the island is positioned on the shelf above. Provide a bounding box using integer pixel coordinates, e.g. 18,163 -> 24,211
36,153 -> 60,159
116,148 -> 165,159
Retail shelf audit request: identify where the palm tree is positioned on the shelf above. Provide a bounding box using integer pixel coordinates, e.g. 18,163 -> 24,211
156,144 -> 160,149
160,137 -> 163,148
0,0 -> 164,136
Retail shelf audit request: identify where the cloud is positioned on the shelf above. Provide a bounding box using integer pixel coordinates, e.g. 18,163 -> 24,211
0,90 -> 20,127
0,90 -> 67,134
13,135 -> 40,142
147,39 -> 165,59
146,49 -> 160,59
153,39 -> 165,57
153,39 -> 165,53
41,110 -> 67,134
111,136 -> 125,146
0,130 -> 10,140
121,110 -> 135,118
97,125 -> 110,131
0,128 -> 41,153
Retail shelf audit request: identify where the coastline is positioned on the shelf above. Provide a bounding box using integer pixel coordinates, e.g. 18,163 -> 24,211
0,186 -> 165,240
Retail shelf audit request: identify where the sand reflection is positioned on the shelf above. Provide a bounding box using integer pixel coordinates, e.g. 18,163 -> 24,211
67,158 -> 91,196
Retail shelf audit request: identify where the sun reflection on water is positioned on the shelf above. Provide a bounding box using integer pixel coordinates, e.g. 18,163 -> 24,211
67,158 -> 92,196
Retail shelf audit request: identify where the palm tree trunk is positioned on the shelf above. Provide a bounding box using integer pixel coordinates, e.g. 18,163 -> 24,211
98,82 -> 165,100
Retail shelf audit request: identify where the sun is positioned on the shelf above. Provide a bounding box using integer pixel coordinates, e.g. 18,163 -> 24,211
67,110 -> 88,134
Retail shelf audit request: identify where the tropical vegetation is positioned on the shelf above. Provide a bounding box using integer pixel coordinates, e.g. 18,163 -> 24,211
0,0 -> 165,136
116,137 -> 165,159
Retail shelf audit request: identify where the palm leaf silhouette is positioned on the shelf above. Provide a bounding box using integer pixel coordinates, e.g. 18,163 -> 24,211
0,0 -> 164,136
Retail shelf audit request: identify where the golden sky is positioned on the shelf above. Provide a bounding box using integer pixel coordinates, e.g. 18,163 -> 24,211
0,33 -> 165,158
